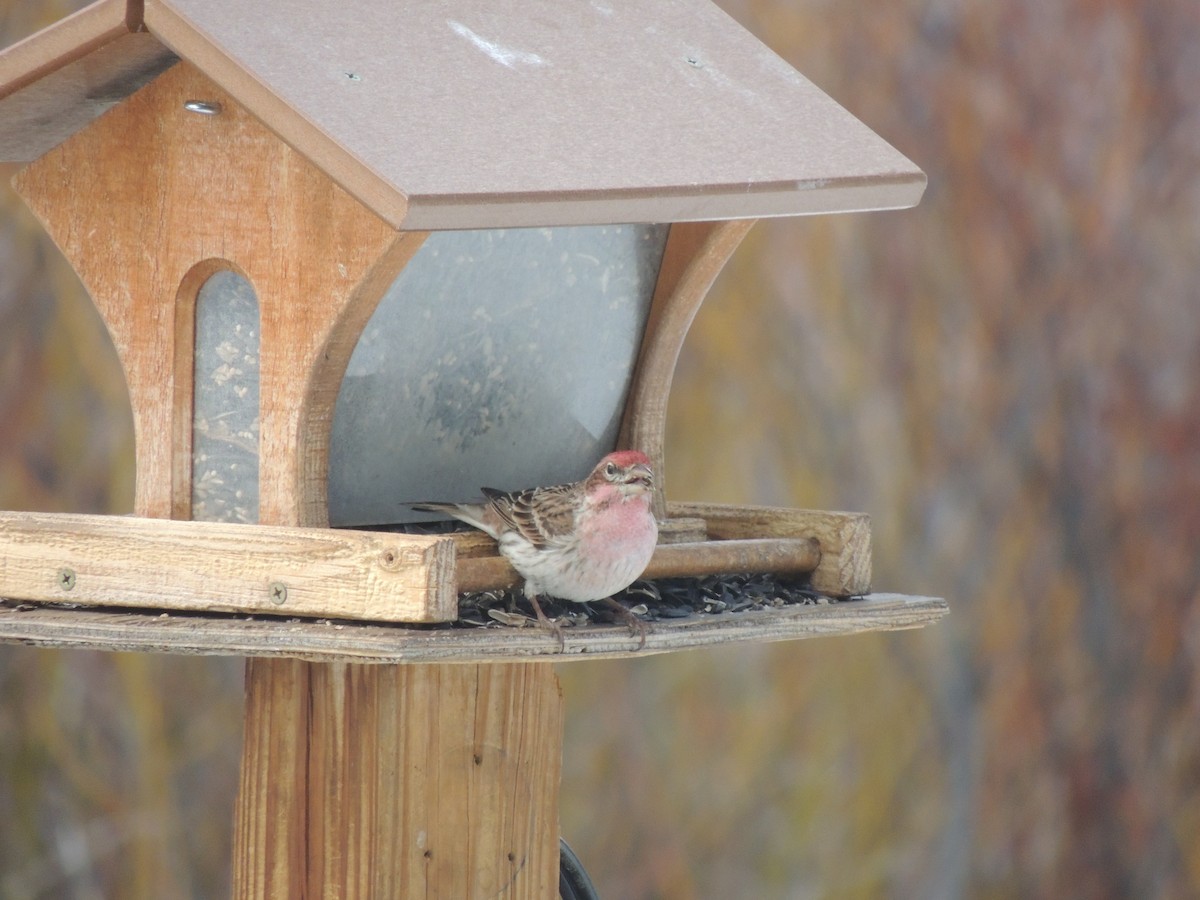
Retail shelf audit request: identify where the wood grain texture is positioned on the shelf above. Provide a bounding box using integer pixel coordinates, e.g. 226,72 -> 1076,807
12,60 -> 425,524
0,512 -> 456,623
234,660 -> 562,898
657,516 -> 708,544
142,0 -> 409,229
618,220 -> 756,517
670,501 -> 872,596
0,593 -> 948,663
233,657 -> 309,899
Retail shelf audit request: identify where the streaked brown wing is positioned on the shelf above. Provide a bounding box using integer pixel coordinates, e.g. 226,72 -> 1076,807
482,484 -> 577,550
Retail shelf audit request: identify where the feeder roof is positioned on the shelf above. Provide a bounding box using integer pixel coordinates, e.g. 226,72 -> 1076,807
0,0 -> 925,230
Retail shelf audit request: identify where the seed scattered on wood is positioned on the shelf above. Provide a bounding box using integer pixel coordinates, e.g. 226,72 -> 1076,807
455,570 -> 833,632
487,608 -> 532,627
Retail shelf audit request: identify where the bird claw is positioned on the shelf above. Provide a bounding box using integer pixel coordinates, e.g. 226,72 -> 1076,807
599,597 -> 650,650
505,594 -> 650,652
487,601 -> 566,650
526,594 -> 566,651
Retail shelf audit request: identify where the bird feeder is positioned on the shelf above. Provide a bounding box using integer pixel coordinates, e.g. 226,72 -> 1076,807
0,1 -> 948,896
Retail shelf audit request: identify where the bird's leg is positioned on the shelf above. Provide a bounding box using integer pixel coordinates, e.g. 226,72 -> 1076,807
526,591 -> 565,651
599,597 -> 649,649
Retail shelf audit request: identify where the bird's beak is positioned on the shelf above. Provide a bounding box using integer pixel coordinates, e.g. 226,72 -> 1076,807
623,463 -> 654,491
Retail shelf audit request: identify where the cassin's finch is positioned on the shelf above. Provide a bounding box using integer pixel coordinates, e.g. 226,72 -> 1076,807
414,450 -> 659,646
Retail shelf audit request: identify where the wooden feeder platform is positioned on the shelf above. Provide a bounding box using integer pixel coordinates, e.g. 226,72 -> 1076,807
0,594 -> 946,664
0,502 -> 946,663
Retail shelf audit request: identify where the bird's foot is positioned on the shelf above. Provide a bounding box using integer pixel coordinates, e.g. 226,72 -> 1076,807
527,593 -> 566,651
599,597 -> 650,649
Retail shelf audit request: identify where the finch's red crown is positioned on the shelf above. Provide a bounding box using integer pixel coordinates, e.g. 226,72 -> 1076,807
601,450 -> 652,470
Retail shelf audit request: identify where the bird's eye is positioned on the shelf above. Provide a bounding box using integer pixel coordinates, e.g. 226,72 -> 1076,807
605,462 -> 618,477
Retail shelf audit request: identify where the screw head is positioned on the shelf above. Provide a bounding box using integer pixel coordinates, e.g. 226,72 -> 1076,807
58,568 -> 76,591
269,581 -> 288,605
184,100 -> 222,115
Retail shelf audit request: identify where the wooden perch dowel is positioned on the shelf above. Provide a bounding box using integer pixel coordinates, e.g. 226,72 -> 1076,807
646,537 -> 819,579
455,537 -> 820,594
669,502 -> 872,596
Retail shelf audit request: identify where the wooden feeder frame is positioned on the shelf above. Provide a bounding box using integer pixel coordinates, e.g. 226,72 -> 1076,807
0,3 -> 946,897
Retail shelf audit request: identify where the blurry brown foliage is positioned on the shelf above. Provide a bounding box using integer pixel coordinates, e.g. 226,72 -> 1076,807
3,0 -> 1200,897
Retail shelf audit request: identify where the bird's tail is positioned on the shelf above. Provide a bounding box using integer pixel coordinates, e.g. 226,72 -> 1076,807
410,501 -> 495,537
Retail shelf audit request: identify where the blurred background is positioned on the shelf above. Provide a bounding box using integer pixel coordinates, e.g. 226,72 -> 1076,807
3,0 -> 1199,896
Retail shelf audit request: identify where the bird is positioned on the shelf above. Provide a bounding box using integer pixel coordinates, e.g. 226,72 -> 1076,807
412,450 -> 659,647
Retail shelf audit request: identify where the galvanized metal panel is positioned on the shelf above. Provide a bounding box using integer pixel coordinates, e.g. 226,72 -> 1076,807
327,224 -> 669,526
192,270 -> 260,524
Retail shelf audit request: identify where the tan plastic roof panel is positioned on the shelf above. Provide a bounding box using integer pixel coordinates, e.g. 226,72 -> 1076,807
2,0 -> 927,230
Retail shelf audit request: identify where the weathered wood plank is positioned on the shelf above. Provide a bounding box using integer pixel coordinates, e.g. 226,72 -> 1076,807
0,512 -> 457,623
657,516 -> 708,543
669,502 -> 872,596
0,593 -> 948,663
0,507 -> 857,620
233,657 -> 309,899
304,663 -> 562,898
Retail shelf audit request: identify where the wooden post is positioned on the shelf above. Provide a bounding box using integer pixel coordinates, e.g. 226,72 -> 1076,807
14,60 -> 563,898
237,660 -> 562,897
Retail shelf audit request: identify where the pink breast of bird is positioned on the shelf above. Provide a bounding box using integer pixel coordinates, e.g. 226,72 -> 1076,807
502,482 -> 658,602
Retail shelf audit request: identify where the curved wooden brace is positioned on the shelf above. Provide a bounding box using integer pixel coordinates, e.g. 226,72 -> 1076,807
618,218 -> 756,517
